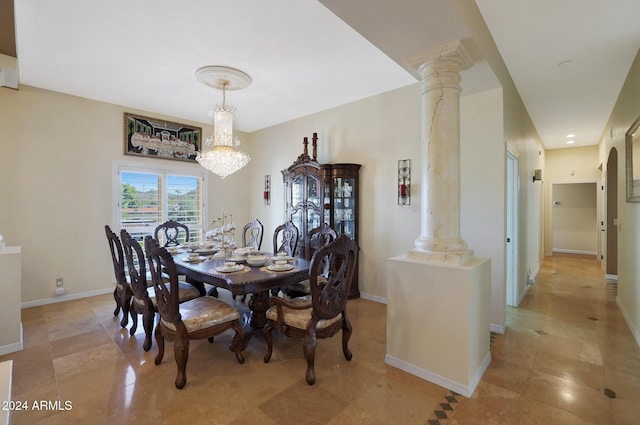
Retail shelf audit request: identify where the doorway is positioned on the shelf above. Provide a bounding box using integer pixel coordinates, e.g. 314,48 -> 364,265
550,182 -> 598,256
506,151 -> 519,307
606,148 -> 618,277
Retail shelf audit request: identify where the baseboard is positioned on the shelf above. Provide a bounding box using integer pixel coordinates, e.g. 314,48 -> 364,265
490,323 -> 505,334
552,249 -> 597,256
529,263 -> 540,283
384,352 -> 491,398
0,324 -> 23,356
515,281 -> 530,307
359,292 -> 387,304
21,287 -> 114,309
616,297 -> 640,349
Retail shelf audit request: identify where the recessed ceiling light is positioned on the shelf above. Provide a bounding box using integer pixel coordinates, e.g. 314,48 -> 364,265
567,140 -> 575,144
566,134 -> 575,138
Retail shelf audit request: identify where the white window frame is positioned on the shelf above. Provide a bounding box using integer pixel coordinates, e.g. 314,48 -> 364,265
112,160 -> 207,242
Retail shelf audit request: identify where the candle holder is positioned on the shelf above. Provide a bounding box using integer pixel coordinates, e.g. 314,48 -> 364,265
398,159 -> 411,205
264,175 -> 271,205
207,210 -> 237,259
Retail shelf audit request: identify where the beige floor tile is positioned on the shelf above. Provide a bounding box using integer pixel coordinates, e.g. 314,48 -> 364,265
533,349 -> 606,390
518,397 -> 598,425
3,254 -> 639,425
526,370 -> 615,424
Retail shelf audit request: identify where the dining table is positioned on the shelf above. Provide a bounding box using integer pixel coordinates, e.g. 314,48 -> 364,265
172,251 -> 311,345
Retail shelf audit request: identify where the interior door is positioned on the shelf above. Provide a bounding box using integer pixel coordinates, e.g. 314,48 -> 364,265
506,151 -> 519,307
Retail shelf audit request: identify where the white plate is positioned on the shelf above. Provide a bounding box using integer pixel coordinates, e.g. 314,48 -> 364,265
215,265 -> 244,273
271,255 -> 294,262
194,249 -> 217,255
184,257 -> 204,263
268,264 -> 295,272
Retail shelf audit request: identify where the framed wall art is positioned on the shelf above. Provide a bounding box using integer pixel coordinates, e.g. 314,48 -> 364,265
626,115 -> 640,202
124,112 -> 201,163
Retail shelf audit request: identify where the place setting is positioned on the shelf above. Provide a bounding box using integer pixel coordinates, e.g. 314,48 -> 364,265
261,259 -> 297,273
214,261 -> 248,274
191,242 -> 220,256
181,252 -> 212,263
166,246 -> 184,255
270,251 -> 295,263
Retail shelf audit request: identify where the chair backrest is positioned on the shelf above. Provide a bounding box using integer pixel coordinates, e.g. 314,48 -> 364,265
105,225 -> 127,287
121,229 -> 148,300
305,223 -> 337,260
145,236 -> 180,324
273,221 -> 299,256
242,219 -> 264,251
154,220 -> 190,247
308,235 -> 358,320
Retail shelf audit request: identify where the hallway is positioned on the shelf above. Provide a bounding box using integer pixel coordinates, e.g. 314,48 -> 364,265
2,254 -> 639,424
455,253 -> 640,424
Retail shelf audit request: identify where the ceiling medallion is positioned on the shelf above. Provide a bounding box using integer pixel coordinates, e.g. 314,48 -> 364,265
195,66 -> 251,179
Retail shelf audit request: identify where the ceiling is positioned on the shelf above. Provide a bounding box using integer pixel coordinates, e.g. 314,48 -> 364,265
7,0 -> 640,150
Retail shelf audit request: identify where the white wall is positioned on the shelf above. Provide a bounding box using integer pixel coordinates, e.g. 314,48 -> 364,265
551,183 -> 598,254
460,88 -> 506,328
246,84 -> 422,301
598,48 -> 640,346
0,61 -> 546,337
0,85 -> 250,303
544,145 -> 601,256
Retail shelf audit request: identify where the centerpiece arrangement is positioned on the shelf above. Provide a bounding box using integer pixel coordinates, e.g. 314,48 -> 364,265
206,210 -> 237,259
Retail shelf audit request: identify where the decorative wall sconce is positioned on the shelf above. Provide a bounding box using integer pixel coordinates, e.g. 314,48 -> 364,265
264,175 -> 271,205
398,159 -> 411,205
532,169 -> 542,182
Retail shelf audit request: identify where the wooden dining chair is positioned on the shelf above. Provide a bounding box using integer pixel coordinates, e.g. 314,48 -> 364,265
121,230 -> 200,351
154,219 -> 208,296
282,223 -> 337,298
145,236 -> 245,389
242,218 -> 264,251
263,235 -> 358,385
154,220 -> 190,247
105,225 -> 132,328
272,221 -> 299,256
232,218 -> 265,302
270,221 -> 300,296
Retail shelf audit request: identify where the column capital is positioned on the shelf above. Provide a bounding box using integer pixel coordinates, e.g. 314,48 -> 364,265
406,40 -> 474,74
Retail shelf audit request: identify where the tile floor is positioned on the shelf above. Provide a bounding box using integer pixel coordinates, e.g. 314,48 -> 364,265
3,253 -> 640,424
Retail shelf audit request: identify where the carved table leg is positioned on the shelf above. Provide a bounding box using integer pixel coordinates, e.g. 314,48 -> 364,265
247,290 -> 270,328
186,277 -> 207,296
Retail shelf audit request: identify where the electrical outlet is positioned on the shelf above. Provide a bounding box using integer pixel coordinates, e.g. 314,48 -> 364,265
56,277 -> 63,287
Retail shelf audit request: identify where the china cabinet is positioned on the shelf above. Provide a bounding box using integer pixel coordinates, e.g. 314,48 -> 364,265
282,133 -> 361,298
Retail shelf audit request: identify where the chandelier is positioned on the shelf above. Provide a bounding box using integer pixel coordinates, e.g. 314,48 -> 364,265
195,66 -> 251,178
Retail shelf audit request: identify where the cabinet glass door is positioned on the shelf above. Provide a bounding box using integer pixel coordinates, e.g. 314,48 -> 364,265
291,175 -> 304,206
306,175 -> 320,206
333,177 -> 356,239
290,208 -> 304,246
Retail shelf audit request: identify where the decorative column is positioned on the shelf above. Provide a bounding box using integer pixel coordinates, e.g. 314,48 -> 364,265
386,42 -> 492,397
408,40 -> 473,264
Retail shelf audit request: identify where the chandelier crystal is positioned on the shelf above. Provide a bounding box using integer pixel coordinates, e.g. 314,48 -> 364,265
195,66 -> 251,179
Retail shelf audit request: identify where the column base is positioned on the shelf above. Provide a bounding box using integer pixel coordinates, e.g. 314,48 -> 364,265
386,254 -> 492,397
407,248 -> 474,265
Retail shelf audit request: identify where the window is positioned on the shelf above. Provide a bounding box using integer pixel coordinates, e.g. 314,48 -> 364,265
113,162 -> 206,244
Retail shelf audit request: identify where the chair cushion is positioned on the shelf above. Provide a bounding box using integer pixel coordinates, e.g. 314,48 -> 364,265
161,296 -> 240,333
133,281 -> 199,308
266,299 -> 342,330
